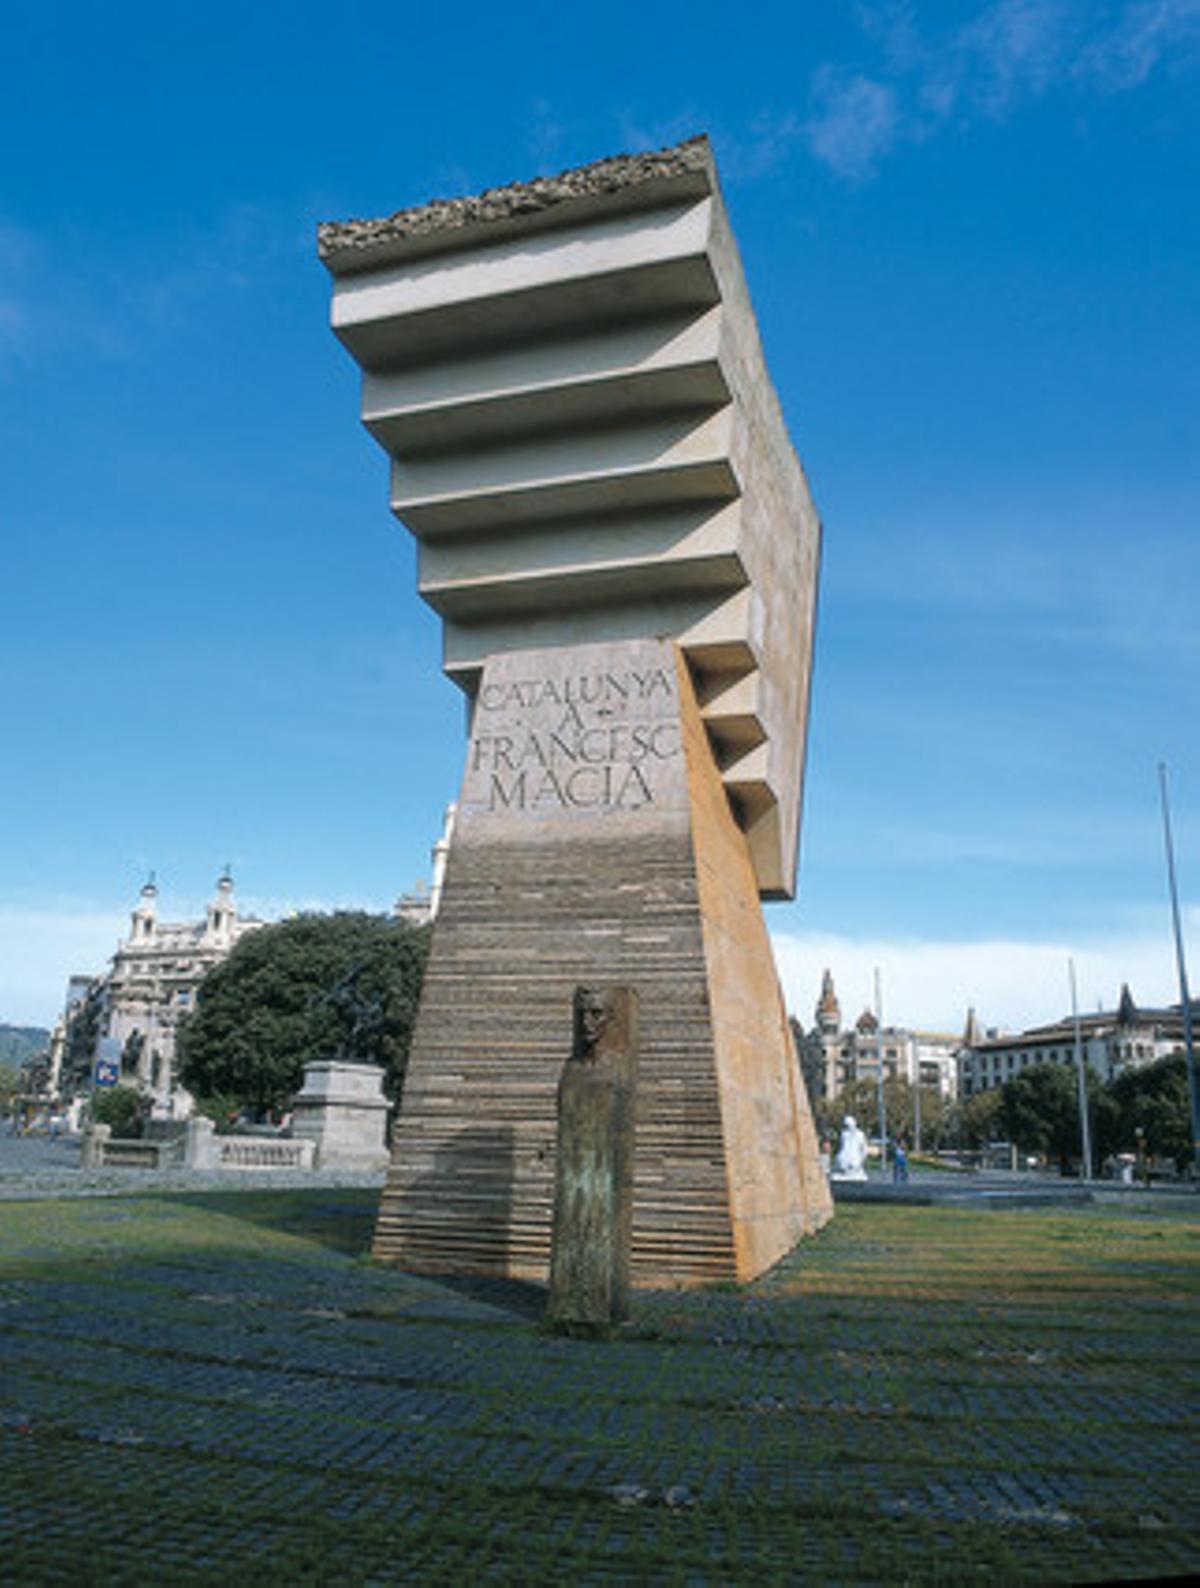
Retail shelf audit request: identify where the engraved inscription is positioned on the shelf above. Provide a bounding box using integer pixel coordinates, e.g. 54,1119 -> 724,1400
468,660 -> 680,815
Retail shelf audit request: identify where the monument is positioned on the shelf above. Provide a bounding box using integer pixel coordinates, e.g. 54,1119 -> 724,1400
831,1115 -> 869,1182
319,136 -> 833,1285
548,987 -> 639,1330
290,1060 -> 390,1173
291,965 -> 391,1171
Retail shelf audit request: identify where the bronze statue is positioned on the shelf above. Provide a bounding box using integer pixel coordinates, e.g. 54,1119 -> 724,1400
549,985 -> 638,1331
573,988 -> 611,1062
315,964 -> 385,1062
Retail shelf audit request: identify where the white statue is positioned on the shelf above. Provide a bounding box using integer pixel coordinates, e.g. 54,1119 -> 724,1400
832,1115 -> 868,1181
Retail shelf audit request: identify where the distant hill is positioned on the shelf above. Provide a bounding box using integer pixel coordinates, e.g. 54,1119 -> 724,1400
0,1025 -> 51,1069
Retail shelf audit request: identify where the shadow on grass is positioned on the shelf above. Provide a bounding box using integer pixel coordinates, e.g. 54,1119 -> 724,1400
159,1191 -> 550,1318
414,1271 -> 547,1320
165,1189 -> 381,1258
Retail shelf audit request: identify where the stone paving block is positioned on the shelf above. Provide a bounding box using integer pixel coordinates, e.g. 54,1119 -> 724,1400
2,1193 -> 1197,1582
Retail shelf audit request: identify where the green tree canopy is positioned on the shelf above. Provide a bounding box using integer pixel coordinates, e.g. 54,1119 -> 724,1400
957,1087 -> 1004,1150
92,1084 -> 146,1139
998,1061 -> 1108,1174
827,1076 -> 952,1150
1109,1053 -> 1193,1172
177,912 -> 430,1117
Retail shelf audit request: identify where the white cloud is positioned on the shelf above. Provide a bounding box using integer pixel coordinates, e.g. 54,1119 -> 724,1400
614,109 -> 708,158
804,0 -> 1200,180
1078,0 -> 1200,89
7,901 -> 1194,1051
934,0 -> 1071,117
716,113 -> 807,181
0,220 -> 45,368
0,198 -> 314,380
0,216 -> 130,375
806,71 -> 901,180
0,891 -> 401,1030
772,922 -> 1196,1033
0,907 -> 125,1029
842,524 -> 1198,638
528,99 -> 565,174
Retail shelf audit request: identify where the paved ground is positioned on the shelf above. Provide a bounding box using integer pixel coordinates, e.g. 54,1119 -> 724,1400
0,1131 -> 387,1199
3,1130 -> 1187,1206
2,1185 -> 1196,1583
0,1129 -> 83,1174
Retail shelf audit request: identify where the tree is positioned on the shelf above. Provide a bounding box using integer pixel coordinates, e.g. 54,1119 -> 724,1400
1090,1087 -> 1122,1167
1110,1053 -> 1193,1173
999,1061 -> 1105,1174
177,912 -> 430,1117
957,1088 -> 1004,1150
828,1075 -> 952,1150
92,1085 -> 146,1139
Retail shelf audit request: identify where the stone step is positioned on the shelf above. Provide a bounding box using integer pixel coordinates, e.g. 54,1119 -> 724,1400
331,198 -> 719,370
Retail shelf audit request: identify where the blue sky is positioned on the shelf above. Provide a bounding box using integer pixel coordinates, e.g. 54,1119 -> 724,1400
3,0 -> 1197,1032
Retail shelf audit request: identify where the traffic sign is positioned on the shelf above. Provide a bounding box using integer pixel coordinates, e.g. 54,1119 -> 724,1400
94,1037 -> 122,1088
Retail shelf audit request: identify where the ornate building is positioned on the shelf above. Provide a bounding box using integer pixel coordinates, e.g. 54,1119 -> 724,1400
98,872 -> 263,1113
793,969 -> 962,1105
958,986 -> 1192,1098
393,805 -> 456,926
44,976 -> 97,1099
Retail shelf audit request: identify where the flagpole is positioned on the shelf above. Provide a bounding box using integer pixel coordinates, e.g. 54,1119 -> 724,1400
875,967 -> 887,1176
1068,958 -> 1092,1181
1158,763 -> 1200,1178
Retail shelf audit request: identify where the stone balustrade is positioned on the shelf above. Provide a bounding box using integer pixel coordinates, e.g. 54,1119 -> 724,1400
215,1137 -> 316,1171
80,1120 -> 315,1173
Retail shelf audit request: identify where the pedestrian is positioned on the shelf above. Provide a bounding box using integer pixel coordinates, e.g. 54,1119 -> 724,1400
892,1136 -> 908,1185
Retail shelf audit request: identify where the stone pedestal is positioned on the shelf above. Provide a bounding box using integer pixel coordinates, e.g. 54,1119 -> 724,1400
374,638 -> 832,1286
184,1116 -> 217,1170
81,1123 -> 110,1169
292,1060 -> 390,1172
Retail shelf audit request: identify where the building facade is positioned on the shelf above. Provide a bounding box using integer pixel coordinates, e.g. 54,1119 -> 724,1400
98,873 -> 263,1114
44,976 -> 97,1099
793,969 -> 961,1105
959,985 -> 1190,1097
394,805 -> 456,926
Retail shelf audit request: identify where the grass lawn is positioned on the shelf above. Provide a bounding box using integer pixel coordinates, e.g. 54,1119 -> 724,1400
1,1190 -> 1197,1583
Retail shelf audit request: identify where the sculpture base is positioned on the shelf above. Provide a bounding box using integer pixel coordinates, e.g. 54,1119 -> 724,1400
292,1059 -> 390,1173
374,638 -> 831,1286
